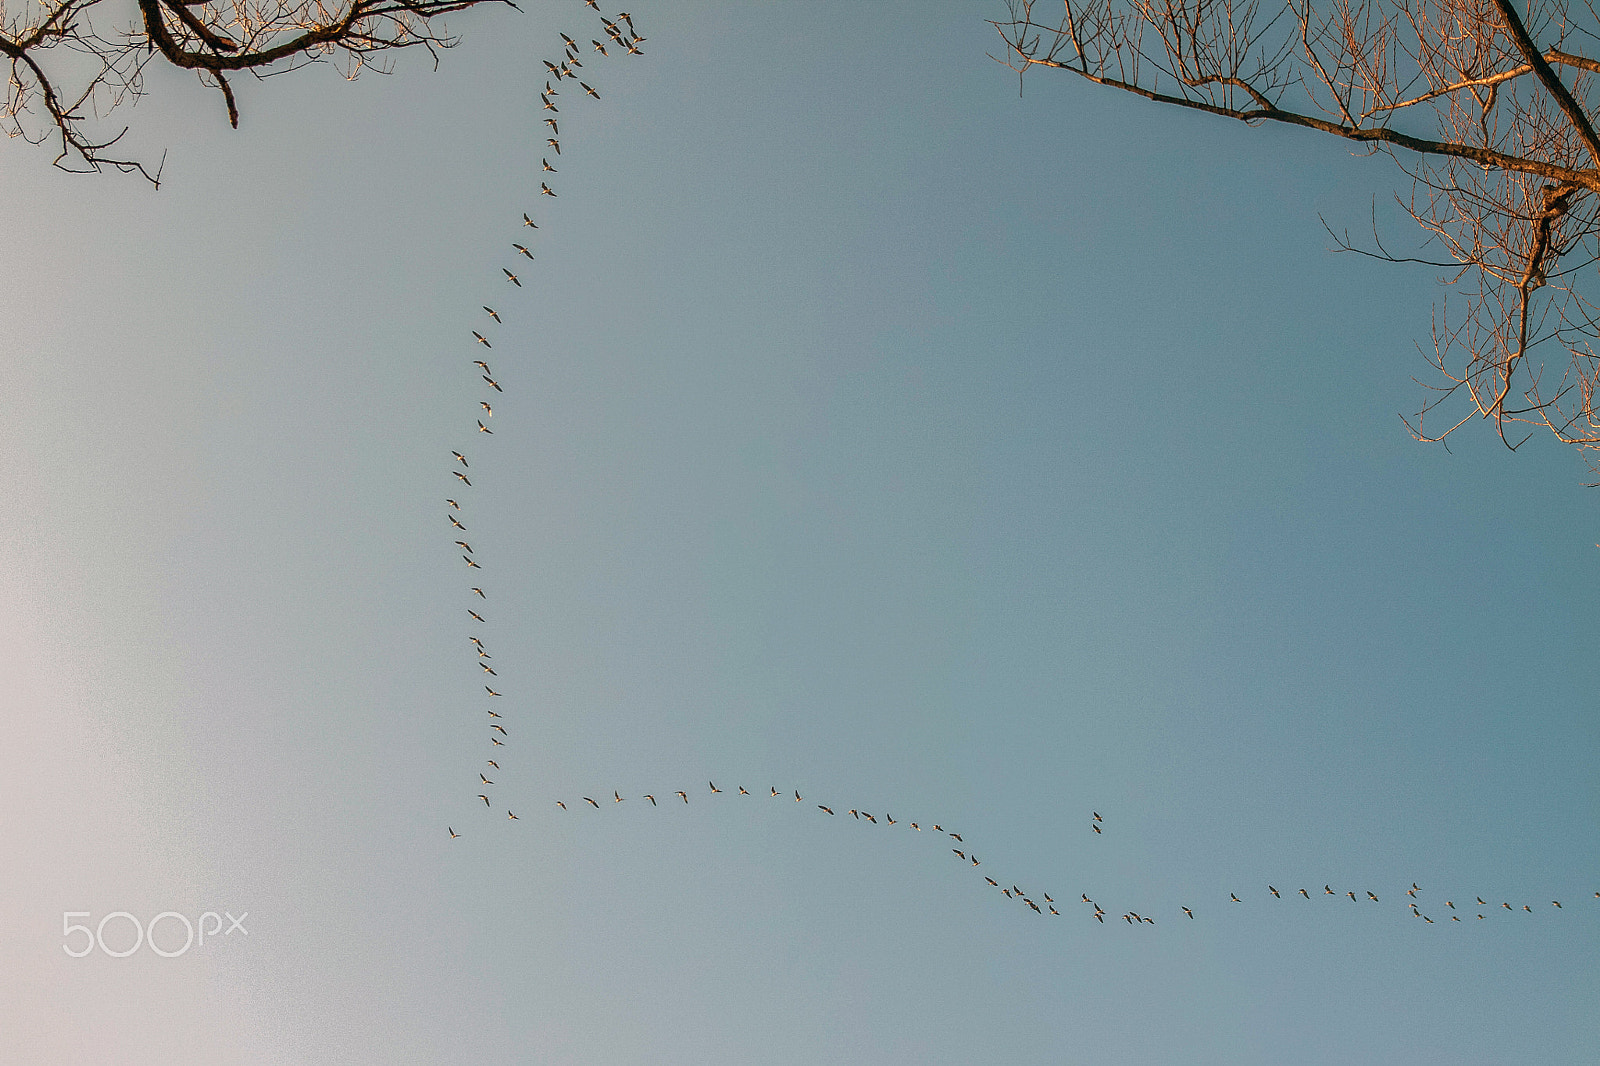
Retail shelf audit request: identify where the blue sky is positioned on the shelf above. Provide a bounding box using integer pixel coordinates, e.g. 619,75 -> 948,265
1,2 -> 1596,1063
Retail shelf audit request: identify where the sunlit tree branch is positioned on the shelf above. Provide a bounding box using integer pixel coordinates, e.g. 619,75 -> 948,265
993,0 -> 1600,478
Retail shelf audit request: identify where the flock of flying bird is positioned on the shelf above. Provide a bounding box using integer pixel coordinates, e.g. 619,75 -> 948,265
467,774 -> 1599,929
443,2 -> 644,839
437,5 -> 1598,935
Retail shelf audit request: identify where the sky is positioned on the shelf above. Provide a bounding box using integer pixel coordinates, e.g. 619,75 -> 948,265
1,2 -> 1597,1063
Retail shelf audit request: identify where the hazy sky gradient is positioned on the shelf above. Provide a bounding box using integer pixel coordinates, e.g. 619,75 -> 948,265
2,2 -> 1596,1063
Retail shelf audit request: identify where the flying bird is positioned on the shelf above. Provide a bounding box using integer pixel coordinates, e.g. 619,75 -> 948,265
582,82 -> 599,98
645,794 -> 656,805
543,159 -> 556,172
484,377 -> 503,391
547,139 -> 561,154
491,724 -> 507,735
480,774 -> 494,784
503,269 -> 521,286
818,805 -> 834,814
481,402 -> 493,416
454,471 -> 472,485
771,787 -> 779,797
1182,906 -> 1194,918
473,331 -> 491,347
479,662 -> 495,674
449,514 -> 466,530
1231,894 -> 1242,903
1269,886 -> 1280,898
580,797 -> 599,808
709,782 -> 721,793
491,736 -> 504,745
949,833 -> 962,842
1300,889 -> 1310,898
508,810 -> 518,819
1092,824 -> 1101,834
794,791 -> 801,802
676,791 -> 688,803
478,421 -> 493,434
514,243 -> 534,259
541,183 -> 556,197
482,306 -> 499,322
985,877 -> 999,887
472,587 -> 486,598
464,556 -> 481,569
738,787 -> 749,795
592,39 -> 608,54
556,801 -> 566,810
614,792 -> 624,803
523,214 -> 538,227
479,795 -> 490,806
447,498 -> 460,509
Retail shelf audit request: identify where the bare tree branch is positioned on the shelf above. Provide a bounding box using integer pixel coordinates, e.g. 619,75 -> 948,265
992,0 -> 1600,479
2,0 -> 520,183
